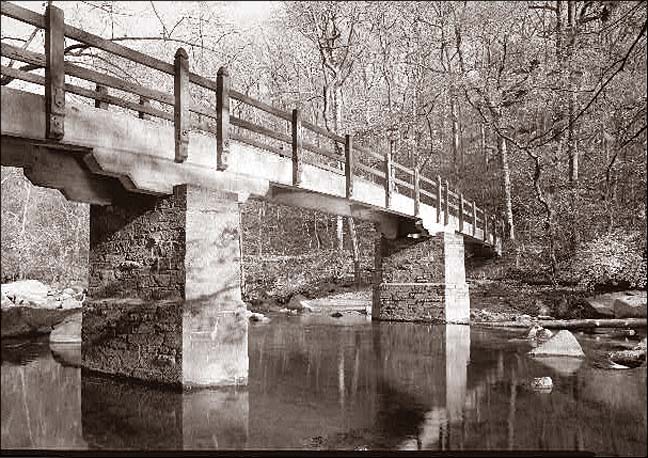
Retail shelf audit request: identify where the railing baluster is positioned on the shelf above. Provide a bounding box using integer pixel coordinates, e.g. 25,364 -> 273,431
444,179 -> 450,226
384,148 -> 393,208
413,167 -> 421,217
138,96 -> 150,120
45,5 -> 65,140
459,193 -> 465,233
345,134 -> 353,198
216,66 -> 230,171
436,175 -> 443,224
484,212 -> 489,243
292,108 -> 302,186
94,84 -> 108,110
174,48 -> 189,163
472,200 -> 477,237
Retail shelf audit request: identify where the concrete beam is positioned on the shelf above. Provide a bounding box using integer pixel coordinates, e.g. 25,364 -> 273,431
2,135 -> 122,205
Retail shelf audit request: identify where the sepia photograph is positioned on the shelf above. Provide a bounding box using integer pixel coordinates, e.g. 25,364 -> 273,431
0,0 -> 646,455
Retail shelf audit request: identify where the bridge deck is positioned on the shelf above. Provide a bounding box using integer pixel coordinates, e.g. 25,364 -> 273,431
0,2 -> 502,252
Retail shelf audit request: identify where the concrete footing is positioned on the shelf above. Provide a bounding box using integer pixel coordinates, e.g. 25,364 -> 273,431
372,232 -> 470,323
82,184 -> 248,388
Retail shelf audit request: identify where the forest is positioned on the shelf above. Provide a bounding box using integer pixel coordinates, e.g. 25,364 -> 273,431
1,0 -> 646,299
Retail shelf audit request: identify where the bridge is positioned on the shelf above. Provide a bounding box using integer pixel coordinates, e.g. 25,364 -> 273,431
0,3 -> 504,388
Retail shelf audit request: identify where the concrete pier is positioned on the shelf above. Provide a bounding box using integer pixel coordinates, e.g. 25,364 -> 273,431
373,232 -> 470,323
82,184 -> 248,388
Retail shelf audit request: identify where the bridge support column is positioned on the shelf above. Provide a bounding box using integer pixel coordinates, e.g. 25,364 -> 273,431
372,232 -> 470,323
82,184 -> 248,388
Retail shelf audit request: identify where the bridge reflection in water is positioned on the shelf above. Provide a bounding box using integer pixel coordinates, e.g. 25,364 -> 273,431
1,316 -> 646,454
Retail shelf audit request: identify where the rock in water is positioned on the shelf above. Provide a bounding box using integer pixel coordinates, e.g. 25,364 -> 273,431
613,295 -> 647,318
61,297 -> 82,310
609,349 -> 645,368
528,330 -> 585,358
531,377 -> 553,392
331,312 -> 343,318
1,280 -> 49,307
1,292 -> 12,310
527,324 -> 553,342
287,294 -> 313,312
609,338 -> 647,368
249,312 -> 269,323
50,311 -> 81,344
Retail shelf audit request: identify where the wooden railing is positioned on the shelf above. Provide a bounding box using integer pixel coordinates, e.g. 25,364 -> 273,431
0,2 -> 504,247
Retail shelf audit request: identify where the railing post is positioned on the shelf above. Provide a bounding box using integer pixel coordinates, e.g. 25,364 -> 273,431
436,175 -> 443,223
139,96 -> 150,120
174,48 -> 189,163
292,108 -> 302,186
345,134 -> 353,198
216,66 -> 230,171
94,84 -> 108,110
484,212 -> 489,243
413,167 -> 421,217
459,193 -> 465,233
472,201 -> 477,237
45,5 -> 65,140
492,217 -> 498,247
384,149 -> 393,208
444,179 -> 450,226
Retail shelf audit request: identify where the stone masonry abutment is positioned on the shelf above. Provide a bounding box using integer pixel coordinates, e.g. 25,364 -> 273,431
82,184 -> 248,388
373,231 -> 470,323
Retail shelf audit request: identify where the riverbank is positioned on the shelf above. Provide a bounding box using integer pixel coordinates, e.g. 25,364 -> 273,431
2,277 -> 646,340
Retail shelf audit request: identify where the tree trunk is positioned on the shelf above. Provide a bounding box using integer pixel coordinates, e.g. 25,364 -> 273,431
480,122 -> 488,170
347,218 -> 361,287
333,84 -> 345,252
17,183 -> 32,280
498,136 -> 515,240
476,318 -> 647,329
450,94 -> 461,177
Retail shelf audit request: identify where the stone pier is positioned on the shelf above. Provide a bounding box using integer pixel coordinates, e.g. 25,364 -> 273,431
82,184 -> 248,388
372,231 -> 470,323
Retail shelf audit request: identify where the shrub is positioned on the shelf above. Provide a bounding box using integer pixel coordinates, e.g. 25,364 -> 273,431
569,230 -> 647,291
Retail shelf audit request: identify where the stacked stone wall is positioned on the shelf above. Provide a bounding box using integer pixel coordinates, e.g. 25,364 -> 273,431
374,232 -> 470,323
84,185 -> 248,387
88,187 -> 187,300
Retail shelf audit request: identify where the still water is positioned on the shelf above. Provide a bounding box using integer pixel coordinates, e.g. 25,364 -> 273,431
1,314 -> 647,454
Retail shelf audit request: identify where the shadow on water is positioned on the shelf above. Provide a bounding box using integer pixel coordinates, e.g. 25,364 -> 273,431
1,315 -> 646,455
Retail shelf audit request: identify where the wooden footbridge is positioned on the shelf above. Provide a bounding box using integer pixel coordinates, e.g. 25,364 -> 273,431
1,2 -> 503,249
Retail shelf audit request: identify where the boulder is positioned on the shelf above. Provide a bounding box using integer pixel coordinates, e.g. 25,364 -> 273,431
527,324 -> 553,342
1,280 -> 49,307
530,376 -> 553,392
1,307 -> 76,338
61,297 -> 82,310
584,293 -> 618,318
1,291 -> 12,309
608,349 -> 645,368
613,295 -> 647,319
49,311 -> 81,344
287,294 -> 313,312
248,312 -> 269,323
528,330 -> 585,358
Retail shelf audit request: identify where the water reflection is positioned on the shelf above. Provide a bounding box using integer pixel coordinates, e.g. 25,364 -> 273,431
1,317 -> 646,455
